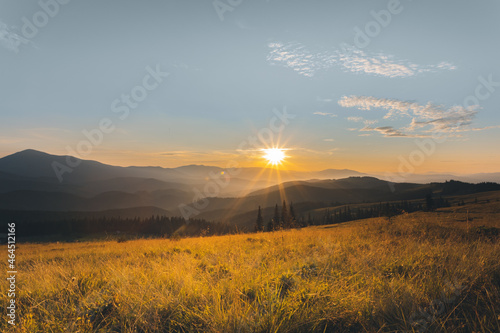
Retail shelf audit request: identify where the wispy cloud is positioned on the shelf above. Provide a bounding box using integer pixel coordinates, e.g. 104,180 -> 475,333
162,150 -> 238,158
0,19 -> 29,53
363,119 -> 379,125
347,116 -> 363,122
293,146 -> 341,156
346,116 -> 378,125
267,41 -> 456,78
360,125 -> 412,137
314,112 -> 337,117
338,95 -> 499,138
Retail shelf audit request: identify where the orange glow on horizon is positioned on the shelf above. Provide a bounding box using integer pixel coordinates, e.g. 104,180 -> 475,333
15,147 -> 500,175
262,148 -> 287,166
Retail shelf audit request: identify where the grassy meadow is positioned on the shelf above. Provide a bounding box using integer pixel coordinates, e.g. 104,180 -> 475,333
1,193 -> 500,332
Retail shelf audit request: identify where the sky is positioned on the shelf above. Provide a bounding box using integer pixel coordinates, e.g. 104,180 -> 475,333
1,0 -> 499,174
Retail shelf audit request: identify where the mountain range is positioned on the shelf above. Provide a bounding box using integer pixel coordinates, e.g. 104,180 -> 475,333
1,149 -> 499,230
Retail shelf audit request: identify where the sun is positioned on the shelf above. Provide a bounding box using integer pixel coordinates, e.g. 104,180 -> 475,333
262,148 -> 286,166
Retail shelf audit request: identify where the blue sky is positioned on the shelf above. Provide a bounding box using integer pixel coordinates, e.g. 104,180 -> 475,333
1,0 -> 499,173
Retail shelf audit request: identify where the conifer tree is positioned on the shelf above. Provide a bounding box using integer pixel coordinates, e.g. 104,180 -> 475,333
255,206 -> 264,232
281,200 -> 289,229
270,204 -> 280,231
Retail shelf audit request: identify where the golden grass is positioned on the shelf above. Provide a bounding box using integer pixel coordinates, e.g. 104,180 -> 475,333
1,199 -> 499,332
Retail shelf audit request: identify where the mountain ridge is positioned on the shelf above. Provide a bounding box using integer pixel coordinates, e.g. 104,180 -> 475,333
1,149 -> 500,225
3,149 -> 499,184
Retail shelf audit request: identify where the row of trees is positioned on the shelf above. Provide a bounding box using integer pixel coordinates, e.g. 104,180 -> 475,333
255,201 -> 298,232
319,200 -> 421,225
13,215 -> 238,240
255,195 -> 453,231
425,194 -> 451,211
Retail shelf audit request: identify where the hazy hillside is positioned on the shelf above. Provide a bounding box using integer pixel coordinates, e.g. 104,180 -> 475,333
1,150 -> 500,228
0,188 -> 193,212
0,150 -> 370,201
0,206 -> 172,222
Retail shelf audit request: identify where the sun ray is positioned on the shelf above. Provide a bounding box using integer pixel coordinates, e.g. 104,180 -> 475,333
221,166 -> 272,222
262,148 -> 287,166
221,147 -> 292,222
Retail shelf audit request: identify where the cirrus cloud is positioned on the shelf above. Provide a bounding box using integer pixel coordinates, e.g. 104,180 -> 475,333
314,111 -> 337,117
339,95 -> 499,138
267,41 -> 456,78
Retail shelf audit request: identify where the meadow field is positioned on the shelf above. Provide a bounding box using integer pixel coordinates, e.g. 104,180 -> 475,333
1,194 -> 499,332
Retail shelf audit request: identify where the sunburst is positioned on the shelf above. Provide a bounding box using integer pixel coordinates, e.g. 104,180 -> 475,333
262,148 -> 286,166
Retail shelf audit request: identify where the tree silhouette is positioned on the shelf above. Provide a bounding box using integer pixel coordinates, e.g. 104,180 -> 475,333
255,206 -> 264,232
268,204 -> 280,231
281,200 -> 289,229
425,193 -> 435,211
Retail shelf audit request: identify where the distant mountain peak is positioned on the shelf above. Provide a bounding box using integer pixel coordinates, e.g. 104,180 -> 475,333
7,149 -> 50,157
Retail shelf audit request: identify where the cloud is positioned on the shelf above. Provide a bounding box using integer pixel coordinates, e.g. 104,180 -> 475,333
162,150 -> 241,158
339,49 -> 457,78
267,41 -> 456,78
347,116 -> 363,122
293,147 -> 341,156
323,138 -> 335,142
0,20 -> 29,53
363,119 -> 378,125
161,149 -> 250,162
346,116 -> 378,125
314,111 -> 337,117
365,126 -> 406,137
338,95 -> 496,138
359,125 -> 432,138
